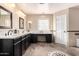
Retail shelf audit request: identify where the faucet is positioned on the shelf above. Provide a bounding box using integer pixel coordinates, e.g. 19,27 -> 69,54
7,30 -> 13,35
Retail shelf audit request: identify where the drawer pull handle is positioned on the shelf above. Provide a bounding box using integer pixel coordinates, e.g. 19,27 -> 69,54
14,41 -> 21,45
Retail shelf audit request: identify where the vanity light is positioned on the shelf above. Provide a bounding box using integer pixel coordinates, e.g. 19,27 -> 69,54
4,4 -> 26,17
28,21 -> 32,24
10,4 -> 16,8
27,21 -> 32,32
4,3 -> 16,8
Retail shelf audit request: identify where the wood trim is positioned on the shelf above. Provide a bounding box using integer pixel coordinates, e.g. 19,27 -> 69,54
75,33 -> 79,35
52,30 -> 79,32
67,30 -> 79,32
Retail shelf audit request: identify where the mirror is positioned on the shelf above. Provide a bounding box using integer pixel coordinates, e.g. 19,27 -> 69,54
0,6 -> 12,29
19,17 -> 24,29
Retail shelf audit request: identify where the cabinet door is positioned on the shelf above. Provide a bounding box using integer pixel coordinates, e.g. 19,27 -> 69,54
22,38 -> 26,55
31,34 -> 37,43
28,35 -> 31,45
14,41 -> 22,56
46,34 -> 52,43
25,37 -> 29,49
26,35 -> 31,49
0,39 -> 13,56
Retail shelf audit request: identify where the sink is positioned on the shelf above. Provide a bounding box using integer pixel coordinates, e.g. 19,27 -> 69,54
0,32 -> 30,39
0,34 -> 20,39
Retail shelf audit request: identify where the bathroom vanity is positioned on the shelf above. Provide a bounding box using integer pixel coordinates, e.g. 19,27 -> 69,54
0,33 -> 31,56
31,33 -> 52,43
0,33 -> 53,56
0,5 -> 53,56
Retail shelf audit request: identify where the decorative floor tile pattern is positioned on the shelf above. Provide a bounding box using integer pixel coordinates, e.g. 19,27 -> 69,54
23,43 -> 79,56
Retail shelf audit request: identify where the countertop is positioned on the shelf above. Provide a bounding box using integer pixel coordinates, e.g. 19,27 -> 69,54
0,32 -> 52,39
0,32 -> 31,39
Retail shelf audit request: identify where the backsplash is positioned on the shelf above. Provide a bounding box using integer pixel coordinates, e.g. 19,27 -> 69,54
0,29 -> 27,37
0,29 -> 8,36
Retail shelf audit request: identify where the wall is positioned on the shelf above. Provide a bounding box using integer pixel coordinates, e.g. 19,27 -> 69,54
68,7 -> 79,46
53,7 -> 79,47
0,4 -> 27,36
69,7 -> 79,30
26,14 -> 53,33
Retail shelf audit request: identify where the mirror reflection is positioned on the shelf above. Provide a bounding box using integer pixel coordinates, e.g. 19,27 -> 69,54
0,6 -> 12,29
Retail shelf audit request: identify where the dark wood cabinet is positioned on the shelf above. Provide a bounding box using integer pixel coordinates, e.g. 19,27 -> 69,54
30,34 -> 52,43
31,34 -> 37,43
25,34 -> 31,49
0,39 -> 14,56
14,37 -> 22,56
0,33 -> 53,56
0,34 -> 31,56
22,35 -> 27,55
46,34 -> 52,43
22,39 -> 26,55
14,40 -> 22,56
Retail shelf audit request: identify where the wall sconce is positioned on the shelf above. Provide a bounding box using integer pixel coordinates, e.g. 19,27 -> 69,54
28,21 -> 32,32
28,21 -> 32,24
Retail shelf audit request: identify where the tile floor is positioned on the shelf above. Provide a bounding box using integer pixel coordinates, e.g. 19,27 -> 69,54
23,43 -> 79,56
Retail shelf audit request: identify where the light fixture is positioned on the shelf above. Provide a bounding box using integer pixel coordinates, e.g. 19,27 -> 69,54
28,21 -> 32,24
4,3 -> 16,8
27,21 -> 32,32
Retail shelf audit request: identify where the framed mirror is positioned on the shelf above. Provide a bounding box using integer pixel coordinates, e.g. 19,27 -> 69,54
19,17 -> 24,29
0,6 -> 12,29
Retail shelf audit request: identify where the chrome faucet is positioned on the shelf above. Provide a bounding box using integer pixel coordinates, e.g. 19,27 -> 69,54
7,30 -> 13,35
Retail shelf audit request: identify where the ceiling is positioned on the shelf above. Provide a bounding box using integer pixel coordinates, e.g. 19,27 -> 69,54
16,3 -> 79,14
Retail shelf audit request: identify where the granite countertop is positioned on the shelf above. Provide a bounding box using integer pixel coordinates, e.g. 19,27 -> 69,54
30,32 -> 52,34
0,32 -> 30,39
0,32 -> 52,39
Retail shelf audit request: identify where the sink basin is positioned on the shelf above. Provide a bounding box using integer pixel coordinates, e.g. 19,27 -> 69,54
0,34 -> 20,39
0,32 -> 30,39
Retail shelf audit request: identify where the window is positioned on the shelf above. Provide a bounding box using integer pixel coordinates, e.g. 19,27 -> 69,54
38,19 -> 49,31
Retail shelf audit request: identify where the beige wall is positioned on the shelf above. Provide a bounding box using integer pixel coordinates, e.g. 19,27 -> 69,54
0,4 -> 27,36
69,7 -> 79,30
68,7 -> 79,46
26,14 -> 53,32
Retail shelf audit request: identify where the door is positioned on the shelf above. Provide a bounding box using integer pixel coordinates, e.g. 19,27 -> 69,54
56,15 -> 68,45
